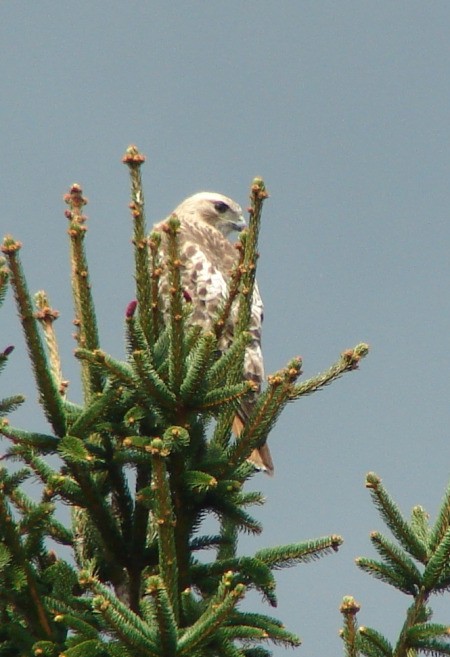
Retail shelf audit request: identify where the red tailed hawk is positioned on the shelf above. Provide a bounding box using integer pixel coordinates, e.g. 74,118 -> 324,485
153,192 -> 273,474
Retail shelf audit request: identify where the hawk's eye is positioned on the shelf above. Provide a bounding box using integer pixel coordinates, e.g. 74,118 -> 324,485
214,201 -> 229,214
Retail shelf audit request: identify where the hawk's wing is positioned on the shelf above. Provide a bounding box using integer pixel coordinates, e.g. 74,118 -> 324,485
154,215 -> 273,474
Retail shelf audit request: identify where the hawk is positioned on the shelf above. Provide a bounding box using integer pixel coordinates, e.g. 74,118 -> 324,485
152,192 -> 273,474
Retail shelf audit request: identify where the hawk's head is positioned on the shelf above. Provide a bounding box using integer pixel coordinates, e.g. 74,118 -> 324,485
174,192 -> 246,237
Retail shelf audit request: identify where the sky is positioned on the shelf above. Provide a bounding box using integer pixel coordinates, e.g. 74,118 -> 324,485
1,2 -> 450,654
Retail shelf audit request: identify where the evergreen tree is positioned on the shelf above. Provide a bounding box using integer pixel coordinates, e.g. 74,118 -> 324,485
340,473 -> 450,657
0,145 -> 373,656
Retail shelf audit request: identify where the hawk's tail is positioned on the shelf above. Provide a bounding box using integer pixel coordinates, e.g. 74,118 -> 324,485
232,414 -> 274,475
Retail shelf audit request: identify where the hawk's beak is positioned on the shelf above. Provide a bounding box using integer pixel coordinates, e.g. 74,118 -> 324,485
232,215 -> 246,232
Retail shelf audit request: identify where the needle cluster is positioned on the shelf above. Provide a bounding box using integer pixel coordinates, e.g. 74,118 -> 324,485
0,146 -> 368,656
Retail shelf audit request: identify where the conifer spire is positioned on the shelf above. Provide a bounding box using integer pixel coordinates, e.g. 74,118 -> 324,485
0,146 -> 371,656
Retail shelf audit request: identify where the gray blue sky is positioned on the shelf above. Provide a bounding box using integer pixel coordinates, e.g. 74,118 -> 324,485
2,2 -> 450,653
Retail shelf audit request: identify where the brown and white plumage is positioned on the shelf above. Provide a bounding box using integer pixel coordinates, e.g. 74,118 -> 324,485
153,192 -> 273,474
